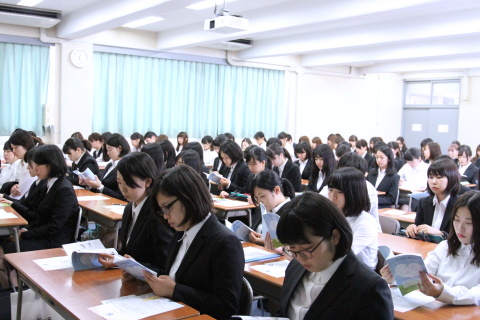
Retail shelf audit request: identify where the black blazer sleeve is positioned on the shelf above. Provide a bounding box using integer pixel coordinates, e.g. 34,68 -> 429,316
225,162 -> 253,194
93,166 -> 125,201
22,177 -> 79,247
415,194 -> 456,237
294,159 -> 313,180
67,153 -> 100,186
169,216 -> 244,319
10,180 -> 47,223
461,165 -> 479,185
119,201 -> 173,274
368,172 -> 400,207
282,161 -> 302,192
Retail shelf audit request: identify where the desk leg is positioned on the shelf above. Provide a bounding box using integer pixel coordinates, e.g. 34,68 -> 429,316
248,209 -> 252,228
12,226 -> 20,253
16,276 -> 23,320
114,225 -> 119,250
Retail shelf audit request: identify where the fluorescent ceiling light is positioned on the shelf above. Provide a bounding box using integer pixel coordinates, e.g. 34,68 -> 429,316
17,0 -> 43,6
187,0 -> 235,11
122,16 -> 164,28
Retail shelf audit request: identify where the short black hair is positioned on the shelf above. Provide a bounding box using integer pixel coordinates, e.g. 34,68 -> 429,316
355,139 -> 368,149
245,146 -> 271,169
277,132 -> 288,140
176,149 -> 202,175
427,158 -> 461,196
294,141 -> 312,160
267,143 -> 292,162
106,134 -> 131,156
267,137 -> 282,147
141,143 -> 164,175
159,139 -> 176,169
420,138 -> 433,148
63,137 -> 89,154
184,142 -> 205,164
224,132 -> 235,141
220,140 -> 244,164
201,135 -> 214,151
337,152 -> 368,174
33,144 -> 67,178
117,152 -> 157,193
213,134 -> 227,147
403,147 -> 422,161
88,132 -> 101,142
335,144 -> 350,159
371,146 -> 396,176
326,167 -> 370,217
150,165 -> 212,228
3,141 -> 11,151
9,129 -> 36,150
277,192 -> 353,261
144,131 -> 157,139
253,131 -> 265,140
458,145 -> 472,158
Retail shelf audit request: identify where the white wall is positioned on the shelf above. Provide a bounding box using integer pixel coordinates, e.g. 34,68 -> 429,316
458,76 -> 480,149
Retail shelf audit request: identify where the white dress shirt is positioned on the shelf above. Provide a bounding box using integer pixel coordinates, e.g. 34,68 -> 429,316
103,159 -> 119,179
398,161 -> 429,191
346,211 -> 378,269
46,177 -> 58,194
431,194 -> 451,230
127,196 -> 147,245
316,173 -> 324,191
11,160 -> 37,200
277,159 -> 288,178
375,168 -> 387,188
288,256 -> 347,320
169,213 -> 211,280
203,150 -> 217,166
258,141 -> 267,151
425,240 -> 480,305
459,163 -> 471,177
0,158 -> 21,187
298,159 -> 308,176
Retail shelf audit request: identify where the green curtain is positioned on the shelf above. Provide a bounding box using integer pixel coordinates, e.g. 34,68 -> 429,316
93,52 -> 285,138
0,42 -> 50,135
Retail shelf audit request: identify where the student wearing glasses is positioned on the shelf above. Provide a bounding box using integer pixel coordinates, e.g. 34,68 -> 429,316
277,192 -> 394,320
143,165 -> 244,319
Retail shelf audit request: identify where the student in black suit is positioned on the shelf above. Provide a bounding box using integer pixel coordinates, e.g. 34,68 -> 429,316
175,150 -> 208,187
141,142 -> 164,176
218,140 -> 253,195
144,165 -> 244,319
83,133 -> 129,201
2,145 -> 79,253
387,141 -> 405,172
98,153 -> 172,274
294,142 -> 313,180
367,146 -> 400,208
458,145 -> 479,185
406,158 -> 461,239
277,192 -> 394,320
267,143 -> 301,192
356,139 -> 375,168
63,137 -> 100,186
184,142 -> 210,183
308,144 -> 336,193
212,134 -> 227,173
159,139 -> 176,169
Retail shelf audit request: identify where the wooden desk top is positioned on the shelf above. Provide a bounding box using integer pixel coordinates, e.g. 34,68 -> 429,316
378,233 -> 437,259
211,196 -> 256,211
399,187 -> 426,193
301,179 -> 308,186
379,208 -> 416,224
5,248 -> 199,320
377,191 -> 386,195
187,316 -> 216,320
394,303 -> 480,319
242,242 -> 285,288
0,205 -> 27,227
75,189 -> 127,221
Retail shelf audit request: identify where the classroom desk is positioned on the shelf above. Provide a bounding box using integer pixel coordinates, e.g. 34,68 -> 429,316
301,179 -> 309,191
0,205 -> 27,252
377,191 -> 386,195
75,189 -> 127,249
5,248 -> 200,320
394,303 -> 480,320
378,233 -> 437,259
212,196 -> 256,227
242,242 -> 285,302
379,208 -> 416,225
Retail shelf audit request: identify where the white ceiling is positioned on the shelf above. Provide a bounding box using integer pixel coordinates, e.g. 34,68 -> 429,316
2,0 -> 480,74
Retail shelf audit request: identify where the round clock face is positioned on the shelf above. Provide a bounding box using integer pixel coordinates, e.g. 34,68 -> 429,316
70,48 -> 89,68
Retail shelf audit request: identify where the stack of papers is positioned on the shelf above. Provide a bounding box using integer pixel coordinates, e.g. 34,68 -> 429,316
390,287 -> 441,313
0,209 -> 17,219
33,256 -> 73,271
89,293 -> 184,320
77,195 -> 110,201
250,260 -> 289,278
213,198 -> 247,208
243,247 -> 280,263
103,205 -> 126,215
382,209 -> 407,216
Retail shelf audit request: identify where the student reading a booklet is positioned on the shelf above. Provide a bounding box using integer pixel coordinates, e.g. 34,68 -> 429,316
218,140 -> 252,197
249,170 -> 294,251
277,192 -> 394,320
144,165 -> 244,319
98,152 -> 173,274
381,190 -> 480,305
327,167 -> 378,270
63,137 -> 100,186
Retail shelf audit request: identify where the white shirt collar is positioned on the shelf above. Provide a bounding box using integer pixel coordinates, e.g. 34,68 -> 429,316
270,198 -> 290,214
278,159 -> 288,174
47,177 -> 59,193
309,255 -> 346,285
74,152 -> 87,165
433,194 -> 451,208
179,213 -> 211,243
132,196 -> 148,217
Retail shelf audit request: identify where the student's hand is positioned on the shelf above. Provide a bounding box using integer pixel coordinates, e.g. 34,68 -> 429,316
247,196 -> 253,205
121,270 -> 136,281
405,224 -> 418,238
418,271 -> 444,298
78,177 -> 87,186
85,176 -> 102,189
399,179 -> 404,186
0,193 -> 3,200
10,185 -> 20,196
249,231 -> 265,246
98,253 -> 116,269
144,273 -> 176,298
18,228 -> 28,240
416,224 -> 444,236
265,233 -> 281,254
219,178 -> 230,188
0,199 -> 12,205
380,265 -> 395,284
219,191 -> 229,198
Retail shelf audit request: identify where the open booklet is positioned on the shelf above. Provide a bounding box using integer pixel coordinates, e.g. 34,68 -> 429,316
386,253 -> 427,295
231,220 -> 253,241
263,213 -> 282,248
73,167 -> 96,182
204,171 -> 223,184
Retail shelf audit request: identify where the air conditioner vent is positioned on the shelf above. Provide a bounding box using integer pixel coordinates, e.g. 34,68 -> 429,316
0,4 -> 61,28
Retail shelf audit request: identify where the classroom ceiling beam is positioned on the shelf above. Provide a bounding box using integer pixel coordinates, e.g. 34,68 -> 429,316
155,0 -> 454,51
56,0 -> 189,39
358,55 -> 480,74
237,6 -> 480,60
301,35 -> 480,67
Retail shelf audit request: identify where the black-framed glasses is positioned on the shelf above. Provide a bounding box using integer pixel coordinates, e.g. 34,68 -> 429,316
283,237 -> 325,259
157,198 -> 179,216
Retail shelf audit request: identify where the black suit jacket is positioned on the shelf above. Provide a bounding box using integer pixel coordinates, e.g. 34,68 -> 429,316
274,160 -> 302,192
415,194 -> 459,237
22,176 -> 79,248
394,158 -> 405,172
367,170 -> 400,208
294,159 -> 313,180
11,179 -> 47,223
92,162 -> 125,201
364,153 -> 375,169
460,165 -> 479,185
167,215 -> 244,319
119,199 -> 173,274
307,172 -> 327,193
68,152 -> 100,186
279,251 -> 394,320
225,162 -> 253,194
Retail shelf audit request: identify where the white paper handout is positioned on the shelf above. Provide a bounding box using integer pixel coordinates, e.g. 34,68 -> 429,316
33,256 -> 73,271
102,205 -> 126,215
77,195 -> 110,201
213,198 -> 247,208
382,209 -> 407,216
0,209 -> 17,219
243,246 -> 280,263
73,168 -> 96,182
390,286 -> 441,313
250,260 -> 289,278
63,239 -> 105,258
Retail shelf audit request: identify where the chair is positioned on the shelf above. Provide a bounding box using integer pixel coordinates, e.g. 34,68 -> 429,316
74,207 -> 83,242
408,191 -> 429,212
238,277 -> 253,315
375,250 -> 386,275
379,215 -> 400,235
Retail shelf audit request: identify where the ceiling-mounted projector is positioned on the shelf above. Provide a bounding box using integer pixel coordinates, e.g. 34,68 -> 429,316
204,15 -> 248,34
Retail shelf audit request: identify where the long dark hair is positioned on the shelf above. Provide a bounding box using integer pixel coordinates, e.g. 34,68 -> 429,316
310,144 -> 336,182
159,139 -> 176,169
141,143 -> 164,176
117,152 -> 157,194
371,145 -> 396,176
